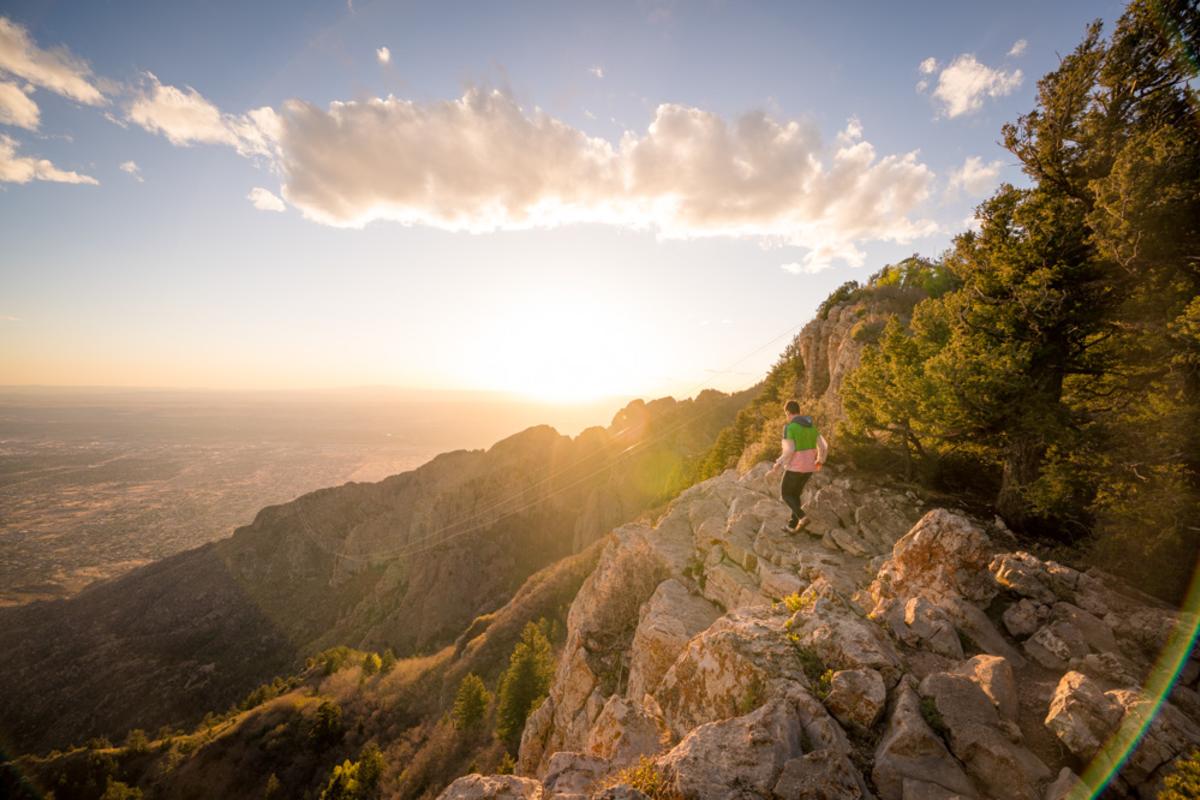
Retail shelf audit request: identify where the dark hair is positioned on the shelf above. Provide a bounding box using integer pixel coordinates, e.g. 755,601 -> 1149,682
784,400 -> 800,414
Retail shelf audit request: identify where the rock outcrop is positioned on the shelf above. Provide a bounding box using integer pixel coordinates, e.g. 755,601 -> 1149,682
442,462 -> 1200,800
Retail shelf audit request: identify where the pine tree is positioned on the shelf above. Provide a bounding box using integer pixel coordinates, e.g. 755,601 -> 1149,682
452,673 -> 492,731
495,622 -> 554,750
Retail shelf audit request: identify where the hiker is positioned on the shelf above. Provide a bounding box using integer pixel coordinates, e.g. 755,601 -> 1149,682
769,400 -> 828,533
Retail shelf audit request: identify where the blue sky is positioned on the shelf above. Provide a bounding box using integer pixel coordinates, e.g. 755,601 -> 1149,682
0,0 -> 1126,401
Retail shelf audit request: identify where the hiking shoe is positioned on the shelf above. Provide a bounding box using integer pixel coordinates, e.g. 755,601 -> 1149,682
791,518 -> 811,534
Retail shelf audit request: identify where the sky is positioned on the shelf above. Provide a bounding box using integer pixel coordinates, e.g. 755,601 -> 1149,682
0,0 -> 1128,403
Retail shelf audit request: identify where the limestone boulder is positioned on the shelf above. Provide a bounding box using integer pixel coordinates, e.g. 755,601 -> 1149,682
540,752 -> 609,800
772,750 -> 873,800
825,668 -> 887,730
870,510 -> 998,611
872,680 -> 976,800
658,697 -> 803,799
1043,671 -> 1123,760
1001,599 -> 1049,639
625,580 -> 720,701
584,696 -> 668,768
788,581 -> 905,686
654,607 -> 802,739
436,774 -> 544,800
950,655 -> 1018,723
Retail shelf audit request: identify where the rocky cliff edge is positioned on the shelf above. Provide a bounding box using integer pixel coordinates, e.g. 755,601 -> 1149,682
438,462 -> 1200,800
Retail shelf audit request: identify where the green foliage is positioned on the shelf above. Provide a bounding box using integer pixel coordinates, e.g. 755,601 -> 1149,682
362,652 -> 382,677
1158,749 -> 1200,800
309,700 -> 345,750
318,646 -> 355,676
815,669 -> 834,700
737,674 -> 766,714
239,675 -> 301,711
495,621 -> 555,750
100,777 -> 143,800
608,756 -> 683,800
836,0 -> 1200,594
496,753 -> 516,775
320,743 -> 384,800
264,773 -> 282,799
781,592 -> 813,615
787,635 -> 827,686
452,673 -> 492,731
920,697 -> 949,738
818,281 -> 864,320
379,649 -> 397,675
122,728 -> 149,755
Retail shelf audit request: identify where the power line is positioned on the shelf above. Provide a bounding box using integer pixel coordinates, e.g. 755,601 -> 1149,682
290,321 -> 804,563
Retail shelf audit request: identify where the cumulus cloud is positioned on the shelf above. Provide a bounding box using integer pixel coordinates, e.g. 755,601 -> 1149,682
127,73 -> 279,157
119,159 -> 143,181
1008,39 -> 1028,57
247,186 -> 285,212
275,90 -> 936,269
589,65 -> 604,78
916,79 -> 929,94
376,46 -> 390,64
932,55 -> 1022,118
948,155 -> 1003,196
0,133 -> 97,184
0,80 -> 38,129
918,57 -> 939,75
0,16 -> 104,105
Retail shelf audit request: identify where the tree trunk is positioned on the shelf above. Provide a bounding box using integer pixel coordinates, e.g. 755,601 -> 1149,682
997,436 -> 1044,531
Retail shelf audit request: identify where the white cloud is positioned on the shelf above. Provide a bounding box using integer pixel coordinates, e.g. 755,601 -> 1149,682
274,93 -> 937,268
932,55 -> 1022,118
0,80 -> 38,129
0,314 -> 19,321
963,213 -> 983,233
127,73 -> 279,157
0,16 -> 104,105
119,159 -> 143,182
589,65 -> 604,79
948,155 -> 1003,196
376,46 -> 390,65
918,57 -> 939,75
915,79 -> 928,94
247,186 -> 286,212
1008,39 -> 1028,57
0,133 -> 97,184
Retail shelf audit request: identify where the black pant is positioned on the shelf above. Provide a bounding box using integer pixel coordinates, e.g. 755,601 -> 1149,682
780,470 -> 811,527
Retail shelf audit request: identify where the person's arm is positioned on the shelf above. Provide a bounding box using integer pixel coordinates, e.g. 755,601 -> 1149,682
774,437 -> 795,469
815,434 -> 829,465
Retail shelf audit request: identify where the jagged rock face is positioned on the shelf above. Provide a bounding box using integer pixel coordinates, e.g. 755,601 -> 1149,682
466,464 -> 1200,799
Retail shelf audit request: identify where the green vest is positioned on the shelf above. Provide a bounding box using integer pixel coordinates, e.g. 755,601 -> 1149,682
784,417 -> 819,450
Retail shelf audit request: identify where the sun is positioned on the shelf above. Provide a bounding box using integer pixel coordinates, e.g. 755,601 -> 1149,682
470,289 -> 663,404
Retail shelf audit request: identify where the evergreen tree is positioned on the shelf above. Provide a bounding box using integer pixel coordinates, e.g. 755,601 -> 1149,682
452,673 -> 492,731
495,622 -> 554,750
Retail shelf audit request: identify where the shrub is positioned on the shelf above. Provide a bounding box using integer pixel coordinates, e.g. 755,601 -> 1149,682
362,652 -> 382,677
1159,749 -> 1200,799
608,756 -> 682,800
380,649 -> 397,675
264,773 -> 281,799
123,728 -> 150,755
100,777 -> 143,800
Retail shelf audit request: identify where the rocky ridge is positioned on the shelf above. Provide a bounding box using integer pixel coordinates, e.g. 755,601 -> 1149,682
439,462 -> 1200,800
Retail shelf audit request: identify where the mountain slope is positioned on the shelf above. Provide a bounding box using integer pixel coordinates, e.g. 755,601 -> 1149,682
0,390 -> 749,755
